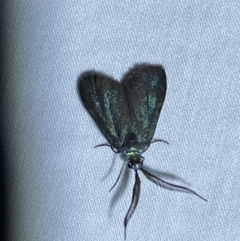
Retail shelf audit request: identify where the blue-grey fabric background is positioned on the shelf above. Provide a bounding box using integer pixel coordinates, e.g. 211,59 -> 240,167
3,1 -> 240,241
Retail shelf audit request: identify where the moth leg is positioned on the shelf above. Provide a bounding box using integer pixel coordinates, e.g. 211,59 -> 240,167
94,143 -> 119,153
109,160 -> 126,192
151,139 -> 169,145
144,139 -> 169,152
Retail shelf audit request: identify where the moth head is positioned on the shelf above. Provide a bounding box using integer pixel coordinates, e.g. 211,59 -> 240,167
128,154 -> 144,171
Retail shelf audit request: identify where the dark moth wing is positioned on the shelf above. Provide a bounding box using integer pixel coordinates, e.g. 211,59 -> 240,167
79,71 -> 130,149
122,64 -> 167,144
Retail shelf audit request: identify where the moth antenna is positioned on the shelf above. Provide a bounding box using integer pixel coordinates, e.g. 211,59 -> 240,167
124,171 -> 141,239
141,168 -> 207,201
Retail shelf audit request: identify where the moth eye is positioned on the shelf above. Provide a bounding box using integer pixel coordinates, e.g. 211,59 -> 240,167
128,162 -> 133,169
127,156 -> 143,171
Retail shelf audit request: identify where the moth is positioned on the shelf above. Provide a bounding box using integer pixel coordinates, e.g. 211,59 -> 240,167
78,64 -> 206,239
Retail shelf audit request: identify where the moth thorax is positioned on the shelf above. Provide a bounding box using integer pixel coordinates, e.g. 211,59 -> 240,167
127,154 -> 144,171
